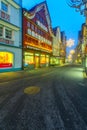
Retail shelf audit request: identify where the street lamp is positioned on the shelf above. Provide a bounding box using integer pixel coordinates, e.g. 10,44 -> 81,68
66,0 -> 87,75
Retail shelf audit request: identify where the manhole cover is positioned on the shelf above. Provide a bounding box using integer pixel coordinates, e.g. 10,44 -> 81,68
24,86 -> 40,95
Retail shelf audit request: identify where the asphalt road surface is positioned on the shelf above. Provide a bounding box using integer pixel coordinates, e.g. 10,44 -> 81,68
0,64 -> 87,130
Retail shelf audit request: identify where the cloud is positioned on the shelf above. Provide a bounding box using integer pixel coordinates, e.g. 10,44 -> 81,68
66,38 -> 75,47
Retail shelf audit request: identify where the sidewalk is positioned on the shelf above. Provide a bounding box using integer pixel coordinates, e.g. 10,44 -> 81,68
83,71 -> 87,78
0,67 -> 54,83
0,69 -> 38,83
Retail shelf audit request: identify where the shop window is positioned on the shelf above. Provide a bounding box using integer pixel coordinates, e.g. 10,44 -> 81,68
1,2 -> 8,13
40,55 -> 45,64
0,52 -> 13,68
0,26 -> 3,37
25,55 -> 34,66
5,29 -> 12,39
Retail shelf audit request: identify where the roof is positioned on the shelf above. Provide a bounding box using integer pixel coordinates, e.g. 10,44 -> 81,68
28,1 -> 52,24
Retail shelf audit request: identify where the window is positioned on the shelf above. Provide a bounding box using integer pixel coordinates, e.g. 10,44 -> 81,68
27,22 -> 30,28
36,13 -> 39,20
35,27 -> 37,33
1,2 -> 8,12
0,26 -> 3,37
5,29 -> 12,39
38,29 -> 41,35
0,52 -> 13,68
31,24 -> 34,31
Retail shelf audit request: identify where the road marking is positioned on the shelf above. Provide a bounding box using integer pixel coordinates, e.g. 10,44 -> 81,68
24,86 -> 40,95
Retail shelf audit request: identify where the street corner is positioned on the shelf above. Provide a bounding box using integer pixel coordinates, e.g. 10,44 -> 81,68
24,86 -> 40,95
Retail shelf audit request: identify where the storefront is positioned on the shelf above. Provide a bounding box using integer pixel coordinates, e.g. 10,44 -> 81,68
40,54 -> 46,67
35,53 -> 40,68
24,50 -> 50,69
0,45 -> 22,72
24,52 -> 35,69
0,52 -> 13,68
50,56 -> 60,66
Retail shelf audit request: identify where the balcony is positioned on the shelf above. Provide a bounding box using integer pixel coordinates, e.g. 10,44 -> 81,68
0,10 -> 10,22
0,38 -> 14,45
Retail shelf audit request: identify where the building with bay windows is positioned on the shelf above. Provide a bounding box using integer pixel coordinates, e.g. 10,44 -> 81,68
0,0 -> 22,72
23,1 -> 53,69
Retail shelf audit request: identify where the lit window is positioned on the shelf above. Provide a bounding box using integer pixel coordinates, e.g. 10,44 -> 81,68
0,26 -> 3,37
5,29 -> 12,39
0,52 -> 13,68
1,2 -> 8,12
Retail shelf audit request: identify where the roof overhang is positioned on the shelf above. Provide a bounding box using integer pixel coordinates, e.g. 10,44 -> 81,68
2,0 -> 20,9
0,20 -> 20,31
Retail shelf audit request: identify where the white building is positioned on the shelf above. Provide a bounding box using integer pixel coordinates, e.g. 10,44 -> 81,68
0,0 -> 22,72
50,27 -> 61,65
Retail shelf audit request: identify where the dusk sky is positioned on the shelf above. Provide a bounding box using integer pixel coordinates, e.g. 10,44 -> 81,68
22,0 -> 85,56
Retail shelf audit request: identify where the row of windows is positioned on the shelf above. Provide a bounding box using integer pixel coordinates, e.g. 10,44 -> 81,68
27,29 -> 51,45
25,35 -> 52,50
27,21 -> 52,41
0,26 -> 12,39
36,13 -> 47,26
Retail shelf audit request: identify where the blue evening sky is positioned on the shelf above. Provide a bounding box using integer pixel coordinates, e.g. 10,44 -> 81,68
22,0 -> 85,55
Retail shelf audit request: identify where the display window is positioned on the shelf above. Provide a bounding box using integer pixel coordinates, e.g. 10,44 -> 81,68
0,52 -> 13,68
40,55 -> 46,64
24,52 -> 34,66
46,57 -> 49,63
25,55 -> 34,65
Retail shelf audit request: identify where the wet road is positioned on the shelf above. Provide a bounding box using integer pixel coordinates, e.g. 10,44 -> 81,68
0,64 -> 87,130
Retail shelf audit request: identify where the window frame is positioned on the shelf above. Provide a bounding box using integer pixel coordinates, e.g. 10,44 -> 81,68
1,1 -> 8,13
0,26 -> 3,37
5,28 -> 12,39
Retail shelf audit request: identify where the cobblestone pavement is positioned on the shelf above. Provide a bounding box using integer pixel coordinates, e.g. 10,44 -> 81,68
0,64 -> 87,130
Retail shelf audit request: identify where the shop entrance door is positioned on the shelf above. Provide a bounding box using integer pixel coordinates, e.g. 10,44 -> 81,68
35,56 -> 39,68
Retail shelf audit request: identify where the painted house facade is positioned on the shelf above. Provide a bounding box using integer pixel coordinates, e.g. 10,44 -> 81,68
50,26 -> 61,65
23,1 -> 53,69
60,31 -> 66,64
0,0 -> 22,72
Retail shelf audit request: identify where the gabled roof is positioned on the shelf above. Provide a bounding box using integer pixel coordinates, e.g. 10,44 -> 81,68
53,26 -> 60,36
28,1 -> 52,27
53,27 -> 57,36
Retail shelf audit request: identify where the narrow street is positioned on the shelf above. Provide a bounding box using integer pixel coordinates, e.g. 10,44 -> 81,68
0,64 -> 87,130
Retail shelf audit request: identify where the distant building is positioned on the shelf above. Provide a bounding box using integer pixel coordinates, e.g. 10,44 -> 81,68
79,23 -> 87,67
60,31 -> 66,64
23,1 -> 53,69
50,26 -> 61,65
0,0 -> 22,72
